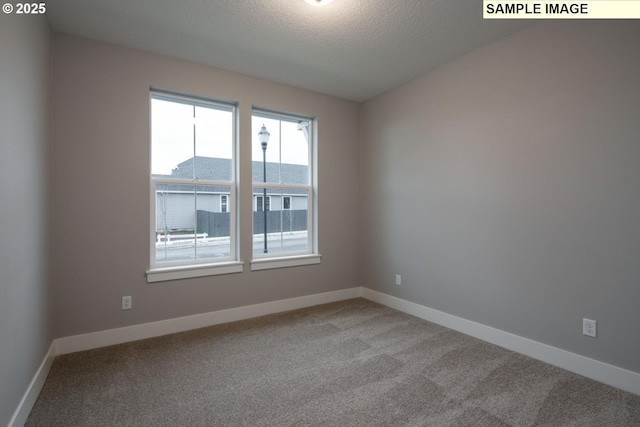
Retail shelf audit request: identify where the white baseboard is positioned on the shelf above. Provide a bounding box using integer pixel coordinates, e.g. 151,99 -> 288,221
56,287 -> 362,355
8,341 -> 56,427
361,288 -> 640,396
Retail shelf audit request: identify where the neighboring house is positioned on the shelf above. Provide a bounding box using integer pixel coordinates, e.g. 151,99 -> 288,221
153,157 -> 309,235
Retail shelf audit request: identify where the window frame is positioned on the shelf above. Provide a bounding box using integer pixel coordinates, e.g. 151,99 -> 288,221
250,108 -> 321,269
146,90 -> 242,282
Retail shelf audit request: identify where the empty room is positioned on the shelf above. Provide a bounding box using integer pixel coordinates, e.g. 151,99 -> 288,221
2,0 -> 640,425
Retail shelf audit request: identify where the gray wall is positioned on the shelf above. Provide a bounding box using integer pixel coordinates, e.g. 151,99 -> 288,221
52,34 -> 360,337
360,21 -> 640,373
0,14 -> 52,426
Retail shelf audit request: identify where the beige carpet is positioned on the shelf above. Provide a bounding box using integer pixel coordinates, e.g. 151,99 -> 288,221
27,298 -> 640,426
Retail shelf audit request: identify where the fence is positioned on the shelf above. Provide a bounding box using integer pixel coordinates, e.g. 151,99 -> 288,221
252,210 -> 308,234
196,210 -> 231,237
196,210 -> 308,237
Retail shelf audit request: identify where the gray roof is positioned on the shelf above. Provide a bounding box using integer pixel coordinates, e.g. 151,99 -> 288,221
156,156 -> 309,185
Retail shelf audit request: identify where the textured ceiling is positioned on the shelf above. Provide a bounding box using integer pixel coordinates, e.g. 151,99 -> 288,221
46,0 -> 531,101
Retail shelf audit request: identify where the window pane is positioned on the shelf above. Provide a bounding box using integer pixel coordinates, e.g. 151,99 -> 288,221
151,99 -> 194,177
155,184 -> 231,263
195,185 -> 231,260
251,116 -> 309,185
252,117 -> 280,183
194,106 -> 233,181
152,96 -> 233,182
155,183 -> 196,263
253,187 -> 309,256
281,120 -> 309,185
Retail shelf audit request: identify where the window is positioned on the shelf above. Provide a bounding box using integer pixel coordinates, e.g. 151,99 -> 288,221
147,91 -> 241,282
220,195 -> 228,213
251,109 -> 318,265
255,195 -> 271,212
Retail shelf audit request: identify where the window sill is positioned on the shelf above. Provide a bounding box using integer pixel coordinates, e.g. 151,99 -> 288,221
250,254 -> 322,271
146,261 -> 244,283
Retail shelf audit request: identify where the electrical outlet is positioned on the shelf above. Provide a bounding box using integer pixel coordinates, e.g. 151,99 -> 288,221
583,318 -> 596,337
395,274 -> 401,286
122,296 -> 132,310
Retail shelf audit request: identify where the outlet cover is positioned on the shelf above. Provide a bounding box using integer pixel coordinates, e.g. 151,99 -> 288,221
395,275 -> 401,285
122,296 -> 132,310
583,318 -> 596,338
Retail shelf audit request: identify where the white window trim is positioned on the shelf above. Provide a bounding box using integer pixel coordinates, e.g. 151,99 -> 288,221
148,90 -> 240,282
251,254 -> 321,271
147,261 -> 244,283
251,109 -> 319,265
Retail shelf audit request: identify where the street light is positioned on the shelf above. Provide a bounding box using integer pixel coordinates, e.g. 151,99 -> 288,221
258,124 -> 270,253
